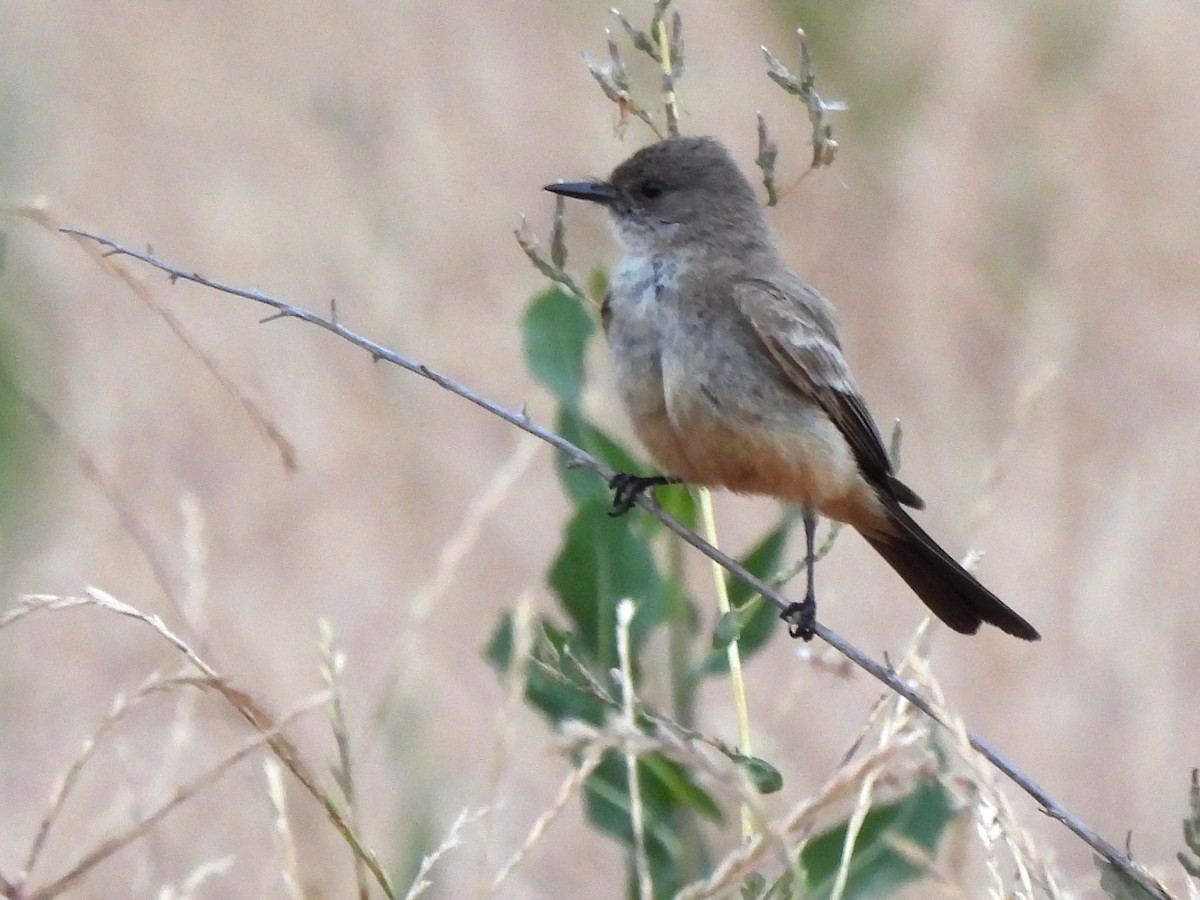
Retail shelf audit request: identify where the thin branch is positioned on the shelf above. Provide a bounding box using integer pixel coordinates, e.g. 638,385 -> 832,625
263,757 -> 305,900
26,690 -> 331,900
318,620 -> 368,900
583,42 -> 661,139
20,671 -> 201,884
17,205 -> 296,473
56,227 -> 1174,900
489,748 -> 605,893
9,586 -> 396,899
402,807 -> 489,900
755,113 -> 780,207
762,29 -> 845,169
651,4 -> 681,137
697,488 -> 754,841
515,209 -> 593,306
0,372 -> 194,630
616,600 -> 653,900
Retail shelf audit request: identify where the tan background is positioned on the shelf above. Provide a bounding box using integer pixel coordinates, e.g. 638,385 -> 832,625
2,1 -> 1198,897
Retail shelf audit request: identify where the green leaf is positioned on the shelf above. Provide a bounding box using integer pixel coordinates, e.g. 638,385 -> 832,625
1095,858 -> 1162,900
734,753 -> 784,795
657,482 -> 698,530
801,777 -> 957,899
642,753 -> 723,820
584,751 -> 721,899
522,286 -> 595,409
711,609 -> 742,650
484,613 -> 609,725
548,497 -> 669,669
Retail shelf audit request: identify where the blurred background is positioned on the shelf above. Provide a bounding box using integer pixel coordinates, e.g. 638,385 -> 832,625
2,0 -> 1198,897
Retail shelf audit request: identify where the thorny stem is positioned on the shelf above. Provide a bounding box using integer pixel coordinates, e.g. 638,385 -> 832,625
55,228 -> 1175,900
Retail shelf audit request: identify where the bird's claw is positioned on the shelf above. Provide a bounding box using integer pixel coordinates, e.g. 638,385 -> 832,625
608,473 -> 678,517
780,599 -> 816,641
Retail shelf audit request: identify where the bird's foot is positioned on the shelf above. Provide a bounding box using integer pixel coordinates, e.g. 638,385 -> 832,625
780,598 -> 816,641
608,473 -> 680,517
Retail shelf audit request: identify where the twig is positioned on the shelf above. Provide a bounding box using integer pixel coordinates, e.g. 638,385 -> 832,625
9,586 -> 397,899
514,208 -> 592,307
489,747 -> 605,893
762,29 -> 845,169
479,591 -> 536,892
17,204 -> 297,473
263,757 -> 305,900
0,371 -> 194,630
755,114 -> 780,207
616,600 -> 653,900
26,690 -> 330,900
651,3 -> 682,137
20,670 -> 209,884
583,35 -> 661,139
318,620 -> 368,900
676,732 -> 927,899
402,807 -> 489,900
156,856 -> 235,900
56,228 -> 1175,900
392,435 -> 539,687
697,488 -> 755,841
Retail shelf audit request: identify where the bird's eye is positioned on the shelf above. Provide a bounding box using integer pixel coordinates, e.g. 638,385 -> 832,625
638,178 -> 665,200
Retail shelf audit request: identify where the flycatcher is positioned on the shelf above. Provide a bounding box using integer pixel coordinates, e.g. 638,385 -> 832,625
545,136 -> 1039,641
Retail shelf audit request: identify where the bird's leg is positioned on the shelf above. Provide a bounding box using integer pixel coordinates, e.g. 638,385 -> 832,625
781,506 -> 819,640
607,473 -> 682,517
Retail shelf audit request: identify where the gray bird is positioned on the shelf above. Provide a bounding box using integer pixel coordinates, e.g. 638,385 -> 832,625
546,136 -> 1039,641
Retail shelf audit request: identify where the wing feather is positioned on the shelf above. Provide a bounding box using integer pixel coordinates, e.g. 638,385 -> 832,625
734,277 -> 924,509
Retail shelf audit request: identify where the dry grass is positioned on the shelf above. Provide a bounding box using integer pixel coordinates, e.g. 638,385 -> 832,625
3,1 -> 1200,897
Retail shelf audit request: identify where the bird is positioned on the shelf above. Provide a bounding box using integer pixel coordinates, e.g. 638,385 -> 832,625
544,135 -> 1039,641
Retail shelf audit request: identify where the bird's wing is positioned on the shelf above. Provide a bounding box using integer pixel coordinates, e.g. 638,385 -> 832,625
733,277 -> 923,509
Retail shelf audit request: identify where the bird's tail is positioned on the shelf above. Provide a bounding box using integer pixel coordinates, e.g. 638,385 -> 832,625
860,507 -> 1040,641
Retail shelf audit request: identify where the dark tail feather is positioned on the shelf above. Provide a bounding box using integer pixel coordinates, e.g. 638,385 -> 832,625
861,507 -> 1040,641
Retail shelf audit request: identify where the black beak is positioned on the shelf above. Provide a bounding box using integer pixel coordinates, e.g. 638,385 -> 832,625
544,180 -> 618,204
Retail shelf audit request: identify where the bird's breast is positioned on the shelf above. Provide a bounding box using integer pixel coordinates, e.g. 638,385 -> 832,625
603,254 -> 679,412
